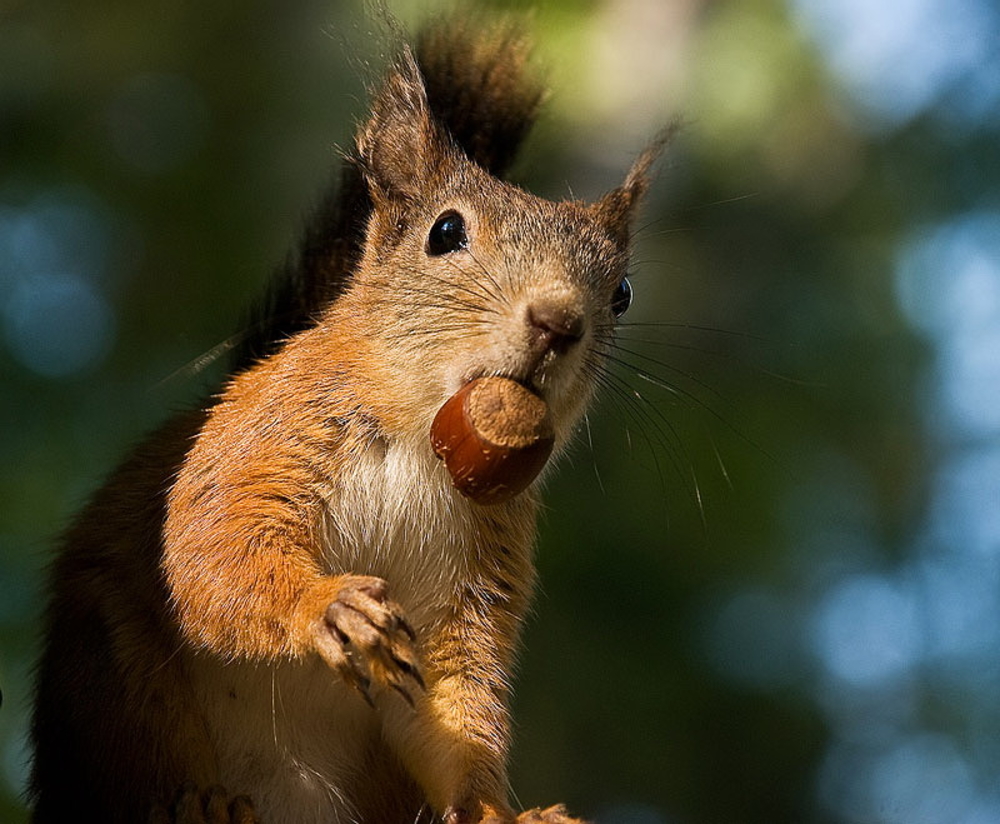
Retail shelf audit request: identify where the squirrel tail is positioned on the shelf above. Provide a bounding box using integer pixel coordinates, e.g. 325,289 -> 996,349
416,17 -> 543,177
232,17 -> 542,371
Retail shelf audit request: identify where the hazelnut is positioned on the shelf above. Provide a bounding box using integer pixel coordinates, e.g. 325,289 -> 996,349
430,376 -> 555,505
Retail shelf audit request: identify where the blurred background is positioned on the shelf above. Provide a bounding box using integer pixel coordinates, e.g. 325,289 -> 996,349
2,0 -> 998,821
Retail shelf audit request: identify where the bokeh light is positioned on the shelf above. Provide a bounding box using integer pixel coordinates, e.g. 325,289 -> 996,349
792,0 -> 1000,130
0,190 -> 119,378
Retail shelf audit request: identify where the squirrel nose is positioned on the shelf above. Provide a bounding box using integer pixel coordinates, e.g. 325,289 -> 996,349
527,299 -> 584,355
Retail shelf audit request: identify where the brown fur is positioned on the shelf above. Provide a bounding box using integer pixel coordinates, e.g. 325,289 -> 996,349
31,17 -> 664,824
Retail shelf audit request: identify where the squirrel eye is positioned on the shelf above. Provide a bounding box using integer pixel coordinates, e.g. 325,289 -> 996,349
611,276 -> 633,318
427,211 -> 468,256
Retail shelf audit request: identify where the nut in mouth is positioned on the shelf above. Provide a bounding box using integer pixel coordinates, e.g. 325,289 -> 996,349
430,376 -> 554,505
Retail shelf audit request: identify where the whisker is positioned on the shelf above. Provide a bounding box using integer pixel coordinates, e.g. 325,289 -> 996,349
677,192 -> 759,212
617,320 -> 786,346
610,326 -> 812,387
589,362 -> 699,506
364,282 -> 495,317
627,258 -> 689,272
582,412 -> 606,495
371,298 -> 489,316
603,348 -> 780,470
597,332 -> 784,380
382,323 -> 490,342
633,225 -> 697,240
709,430 -> 733,491
602,351 -> 718,411
607,344 -> 729,403
465,248 -> 508,306
630,214 -> 676,237
421,265 -> 500,307
156,334 -> 247,387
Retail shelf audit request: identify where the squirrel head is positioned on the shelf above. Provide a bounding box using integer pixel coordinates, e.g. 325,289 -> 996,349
332,35 -> 669,457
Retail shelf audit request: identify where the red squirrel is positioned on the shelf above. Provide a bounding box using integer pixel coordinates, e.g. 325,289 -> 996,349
30,17 -> 666,824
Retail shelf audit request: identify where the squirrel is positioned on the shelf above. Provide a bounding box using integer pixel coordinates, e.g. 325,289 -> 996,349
29,16 -> 666,824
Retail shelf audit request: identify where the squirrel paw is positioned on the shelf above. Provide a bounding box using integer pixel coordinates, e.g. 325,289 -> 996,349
316,575 -> 425,706
461,803 -> 587,824
149,784 -> 258,824
515,805 -> 589,824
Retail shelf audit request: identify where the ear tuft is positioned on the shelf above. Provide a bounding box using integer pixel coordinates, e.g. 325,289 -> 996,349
596,119 -> 681,246
355,47 -> 455,200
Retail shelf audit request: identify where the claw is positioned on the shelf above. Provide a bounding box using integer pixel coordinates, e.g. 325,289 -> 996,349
228,797 -> 256,824
159,783 -> 259,824
357,683 -> 376,708
388,643 -> 424,683
317,575 -> 424,706
390,680 -> 416,708
348,668 -> 375,708
396,614 -> 417,642
395,655 -> 426,691
205,786 -> 231,823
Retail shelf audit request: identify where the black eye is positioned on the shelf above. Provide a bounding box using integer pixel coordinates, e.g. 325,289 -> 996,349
611,276 -> 632,318
426,211 -> 468,256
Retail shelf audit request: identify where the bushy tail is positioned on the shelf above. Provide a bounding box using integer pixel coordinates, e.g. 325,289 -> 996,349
417,17 -> 542,177
232,17 -> 542,370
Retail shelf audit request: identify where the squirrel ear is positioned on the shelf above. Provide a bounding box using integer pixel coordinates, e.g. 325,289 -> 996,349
594,123 -> 679,247
356,47 -> 455,200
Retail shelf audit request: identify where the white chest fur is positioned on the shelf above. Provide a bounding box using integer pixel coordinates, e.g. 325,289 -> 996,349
322,434 -> 538,621
187,436 -> 535,824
